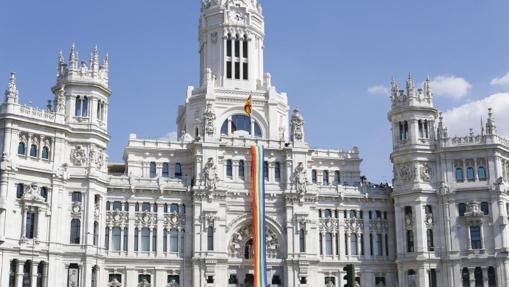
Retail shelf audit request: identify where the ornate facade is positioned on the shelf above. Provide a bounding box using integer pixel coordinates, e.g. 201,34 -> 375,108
0,1 -> 507,287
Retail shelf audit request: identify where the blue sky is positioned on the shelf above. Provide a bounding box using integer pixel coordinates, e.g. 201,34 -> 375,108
1,0 -> 508,183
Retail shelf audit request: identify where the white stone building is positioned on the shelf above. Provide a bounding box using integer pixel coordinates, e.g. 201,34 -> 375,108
388,75 -> 509,287
0,0 -> 507,287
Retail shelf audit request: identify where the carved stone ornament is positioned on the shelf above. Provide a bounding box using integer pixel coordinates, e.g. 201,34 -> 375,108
71,145 -> 87,166
201,158 -> 219,191
405,214 -> 413,230
135,211 -> 156,227
420,162 -> 431,182
164,213 -> 185,230
229,223 -> 280,258
108,279 -> 122,287
424,214 -> 433,229
319,218 -> 339,233
465,201 -> 484,218
138,279 -> 151,287
89,147 -> 105,168
201,0 -> 219,10
291,108 -> 305,142
106,210 -> 129,227
167,280 -> 179,287
56,85 -> 66,113
398,163 -> 415,183
344,218 -> 364,234
71,202 -> 82,218
291,162 -> 307,194
21,183 -> 45,204
203,103 -> 216,135
369,219 -> 389,233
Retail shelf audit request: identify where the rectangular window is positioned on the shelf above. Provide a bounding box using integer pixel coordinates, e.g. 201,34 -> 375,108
138,275 -> 151,284
72,192 -> 82,203
370,234 -> 373,256
312,170 -> 317,183
243,63 -> 248,80
235,40 -> 240,57
239,160 -> 245,178
26,212 -> 36,239
109,274 -> 122,283
243,41 -> 248,58
263,161 -> 269,180
470,225 -> 482,249
385,234 -> 389,256
234,62 -> 240,79
226,61 -> 232,79
123,227 -> 128,251
376,234 -> 383,256
275,162 -> 281,181
162,163 -> 169,177
168,275 -> 180,285
227,40 -> 232,57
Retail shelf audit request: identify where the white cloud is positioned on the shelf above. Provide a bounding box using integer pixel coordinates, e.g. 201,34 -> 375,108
159,131 -> 178,141
490,72 -> 509,89
367,85 -> 389,96
443,93 -> 509,137
430,75 -> 472,100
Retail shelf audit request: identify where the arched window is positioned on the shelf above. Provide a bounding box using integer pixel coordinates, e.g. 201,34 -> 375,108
207,226 -> 214,251
334,171 -> 341,185
323,209 -> 332,218
29,144 -> 37,158
70,219 -> 81,244
488,266 -> 496,287
323,170 -> 329,185
462,268 -> 470,287
427,229 -> 434,251
9,259 -> 16,287
18,142 -> 26,155
244,239 -> 253,259
271,275 -> 282,285
112,227 -> 121,251
226,160 -> 233,177
458,203 -> 466,216
23,261 -> 31,287
351,234 -> 358,255
312,170 -> 317,183
221,115 -> 262,138
325,233 -> 333,255
299,229 -> 306,253
481,202 -> 489,215
474,267 -> 483,287
478,166 -> 487,181
82,96 -> 89,117
350,210 -> 357,219
175,163 -> 182,178
141,228 -> 150,251
239,160 -> 245,178
41,146 -> 49,160
275,162 -> 281,181
75,96 -> 82,117
467,167 -> 475,181
456,168 -> 464,182
162,162 -> 169,177
470,225 -> 482,249
425,205 -> 433,215
407,270 -> 416,286
149,162 -> 157,178
170,229 -> 179,252
141,202 -> 151,212
112,201 -> 122,211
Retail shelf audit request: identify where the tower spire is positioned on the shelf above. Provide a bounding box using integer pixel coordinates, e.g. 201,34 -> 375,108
406,72 -> 415,97
69,43 -> 78,71
4,72 -> 19,104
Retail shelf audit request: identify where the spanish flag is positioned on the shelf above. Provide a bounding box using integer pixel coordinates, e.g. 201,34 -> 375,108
244,95 -> 252,115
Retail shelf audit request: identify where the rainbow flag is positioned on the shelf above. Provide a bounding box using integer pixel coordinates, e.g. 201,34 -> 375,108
250,144 -> 267,287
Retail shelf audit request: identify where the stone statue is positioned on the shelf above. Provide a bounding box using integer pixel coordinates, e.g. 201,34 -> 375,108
292,162 -> 307,194
201,158 -> 219,191
291,108 -> 305,142
203,103 -> 216,136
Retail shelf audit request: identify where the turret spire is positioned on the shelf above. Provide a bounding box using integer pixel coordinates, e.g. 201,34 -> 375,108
486,108 -> 497,135
4,72 -> 19,104
406,72 -> 415,97
69,43 -> 78,71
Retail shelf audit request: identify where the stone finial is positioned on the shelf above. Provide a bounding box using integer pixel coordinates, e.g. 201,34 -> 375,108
69,43 -> 78,70
4,72 -> 19,103
406,72 -> 415,97
486,108 -> 497,135
423,75 -> 432,99
90,45 -> 100,72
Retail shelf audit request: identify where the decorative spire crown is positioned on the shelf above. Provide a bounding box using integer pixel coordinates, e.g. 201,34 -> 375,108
4,72 -> 19,103
390,73 -> 434,108
57,44 -> 109,87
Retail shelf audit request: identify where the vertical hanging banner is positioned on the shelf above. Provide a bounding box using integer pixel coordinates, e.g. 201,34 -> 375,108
250,144 -> 267,287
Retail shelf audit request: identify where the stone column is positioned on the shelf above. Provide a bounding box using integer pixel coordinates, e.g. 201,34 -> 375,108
16,260 -> 24,287
156,204 -> 164,256
482,267 -> 488,287
30,261 -> 39,287
128,202 -> 135,255
469,267 -> 475,287
42,262 -> 48,287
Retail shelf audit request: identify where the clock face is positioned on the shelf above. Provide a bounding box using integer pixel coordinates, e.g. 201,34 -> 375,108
230,11 -> 245,24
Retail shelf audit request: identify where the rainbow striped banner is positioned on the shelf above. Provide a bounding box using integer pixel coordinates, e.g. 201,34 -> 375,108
250,144 -> 268,287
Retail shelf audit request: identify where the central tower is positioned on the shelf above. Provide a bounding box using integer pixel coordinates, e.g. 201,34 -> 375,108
199,0 -> 265,91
